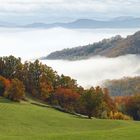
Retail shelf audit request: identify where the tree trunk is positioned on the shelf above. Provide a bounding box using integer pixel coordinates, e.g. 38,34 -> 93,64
88,114 -> 92,119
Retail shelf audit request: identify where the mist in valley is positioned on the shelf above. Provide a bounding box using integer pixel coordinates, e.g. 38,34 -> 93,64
0,27 -> 139,59
41,55 -> 140,88
0,27 -> 139,87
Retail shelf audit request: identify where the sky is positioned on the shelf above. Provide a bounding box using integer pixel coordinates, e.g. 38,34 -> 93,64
0,0 -> 140,24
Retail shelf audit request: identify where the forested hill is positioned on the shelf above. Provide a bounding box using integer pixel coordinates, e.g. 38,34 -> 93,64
45,31 -> 140,60
103,77 -> 140,96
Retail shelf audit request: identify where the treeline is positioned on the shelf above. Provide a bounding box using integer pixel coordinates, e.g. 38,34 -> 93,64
115,95 -> 140,120
103,77 -> 140,96
0,56 -> 139,120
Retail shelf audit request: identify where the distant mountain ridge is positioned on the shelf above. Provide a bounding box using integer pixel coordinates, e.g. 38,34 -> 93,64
1,16 -> 140,29
25,17 -> 140,29
45,31 -> 140,60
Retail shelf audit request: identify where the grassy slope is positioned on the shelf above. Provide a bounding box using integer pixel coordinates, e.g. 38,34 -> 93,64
0,97 -> 140,140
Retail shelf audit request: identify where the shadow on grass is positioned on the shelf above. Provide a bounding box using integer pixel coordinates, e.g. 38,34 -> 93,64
0,97 -> 12,103
30,101 -> 89,119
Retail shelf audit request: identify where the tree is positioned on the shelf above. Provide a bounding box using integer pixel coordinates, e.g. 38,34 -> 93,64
39,75 -> 53,100
102,88 -> 116,113
0,76 -> 10,96
0,57 -> 4,76
80,87 -> 103,119
104,77 -> 140,96
22,60 -> 58,98
58,74 -> 77,89
4,78 -> 25,102
51,87 -> 80,111
1,56 -> 22,79
125,94 -> 140,120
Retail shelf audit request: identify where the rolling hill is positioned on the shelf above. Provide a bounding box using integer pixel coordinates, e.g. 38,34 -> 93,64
103,76 -> 140,96
45,31 -> 140,60
0,97 -> 140,140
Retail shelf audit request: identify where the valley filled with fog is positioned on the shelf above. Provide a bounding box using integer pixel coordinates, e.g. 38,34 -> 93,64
0,27 -> 140,87
0,27 -> 139,59
41,55 -> 140,87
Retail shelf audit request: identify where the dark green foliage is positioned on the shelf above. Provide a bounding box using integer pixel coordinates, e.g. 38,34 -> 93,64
125,94 -> 140,120
80,87 -> 103,118
79,87 -> 114,119
57,74 -> 78,89
0,80 -> 4,95
0,55 -> 22,79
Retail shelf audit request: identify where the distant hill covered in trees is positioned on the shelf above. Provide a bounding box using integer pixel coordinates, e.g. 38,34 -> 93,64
103,77 -> 140,96
45,31 -> 140,60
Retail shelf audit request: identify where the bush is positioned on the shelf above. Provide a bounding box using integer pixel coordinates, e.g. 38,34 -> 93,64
51,87 -> 80,112
109,111 -> 131,120
125,94 -> 140,120
0,76 -> 10,96
4,78 -> 25,102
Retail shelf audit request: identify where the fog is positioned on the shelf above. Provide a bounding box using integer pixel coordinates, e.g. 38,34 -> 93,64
0,27 -> 140,87
41,55 -> 140,87
0,27 -> 139,60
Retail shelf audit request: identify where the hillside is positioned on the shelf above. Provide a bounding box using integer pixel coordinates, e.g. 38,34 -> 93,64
103,76 -> 140,96
0,97 -> 140,140
45,31 -> 140,60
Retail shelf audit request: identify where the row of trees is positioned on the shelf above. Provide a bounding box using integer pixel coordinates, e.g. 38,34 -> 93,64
0,74 -> 117,119
104,77 -> 140,96
0,56 -> 138,120
115,94 -> 140,120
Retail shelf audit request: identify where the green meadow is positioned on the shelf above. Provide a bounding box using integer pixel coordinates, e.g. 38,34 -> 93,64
0,97 -> 140,140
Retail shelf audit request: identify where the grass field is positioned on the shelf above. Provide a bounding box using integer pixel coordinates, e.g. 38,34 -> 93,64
0,97 -> 140,140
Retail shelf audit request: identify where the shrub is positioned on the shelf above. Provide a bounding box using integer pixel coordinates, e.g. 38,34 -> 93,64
4,78 -> 25,102
0,76 -> 10,96
125,94 -> 140,120
109,111 -> 131,120
51,87 -> 80,111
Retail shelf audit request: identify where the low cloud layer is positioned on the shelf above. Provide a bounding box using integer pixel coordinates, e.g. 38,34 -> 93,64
0,27 -> 138,60
0,27 -> 139,88
0,0 -> 140,23
0,0 -> 139,13
41,55 -> 140,88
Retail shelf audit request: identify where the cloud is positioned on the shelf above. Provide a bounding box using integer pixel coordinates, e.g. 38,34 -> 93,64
41,55 -> 140,87
0,0 -> 140,23
0,26 -> 139,87
0,0 -> 139,14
